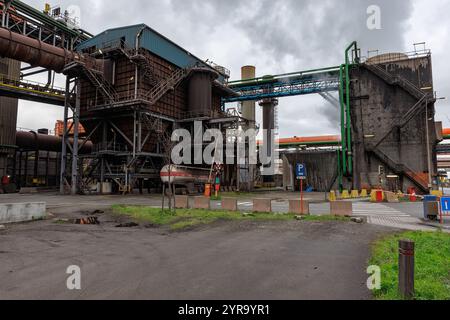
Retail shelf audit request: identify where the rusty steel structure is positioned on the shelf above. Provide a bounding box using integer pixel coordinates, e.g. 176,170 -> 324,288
57,24 -> 243,195
0,8 -> 248,195
0,18 -> 245,194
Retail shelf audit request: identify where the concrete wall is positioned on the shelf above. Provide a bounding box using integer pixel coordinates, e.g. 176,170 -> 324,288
283,151 -> 338,192
350,56 -> 436,192
0,202 -> 46,224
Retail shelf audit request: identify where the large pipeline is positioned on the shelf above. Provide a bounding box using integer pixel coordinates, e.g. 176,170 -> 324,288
0,27 -> 102,73
16,131 -> 93,154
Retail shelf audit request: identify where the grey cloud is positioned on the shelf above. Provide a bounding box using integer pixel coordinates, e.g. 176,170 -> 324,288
17,0 -> 430,137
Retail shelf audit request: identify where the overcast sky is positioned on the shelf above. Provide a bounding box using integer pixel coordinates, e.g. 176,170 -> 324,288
17,0 -> 450,138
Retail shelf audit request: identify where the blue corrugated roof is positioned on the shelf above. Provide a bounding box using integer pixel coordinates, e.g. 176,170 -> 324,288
76,24 -> 215,72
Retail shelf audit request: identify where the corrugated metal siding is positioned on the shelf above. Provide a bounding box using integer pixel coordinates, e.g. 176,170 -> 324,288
76,24 -> 216,72
0,58 -> 20,153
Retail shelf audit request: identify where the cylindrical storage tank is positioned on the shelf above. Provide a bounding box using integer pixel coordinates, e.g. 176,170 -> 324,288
366,53 -> 408,65
0,57 -> 20,177
160,165 -> 210,184
188,67 -> 218,117
241,66 -> 256,124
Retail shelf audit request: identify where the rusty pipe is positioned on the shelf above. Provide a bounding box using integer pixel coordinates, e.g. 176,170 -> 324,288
16,131 -> 93,154
0,27 -> 102,73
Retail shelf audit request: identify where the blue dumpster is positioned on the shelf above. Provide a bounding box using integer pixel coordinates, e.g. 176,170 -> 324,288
423,195 -> 438,220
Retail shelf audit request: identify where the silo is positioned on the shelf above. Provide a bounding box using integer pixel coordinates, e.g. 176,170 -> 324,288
241,66 -> 256,124
188,67 -> 219,117
0,57 -> 20,177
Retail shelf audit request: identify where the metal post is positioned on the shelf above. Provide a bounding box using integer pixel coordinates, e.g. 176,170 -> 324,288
137,112 -> 142,153
60,77 -> 70,194
71,79 -> 81,195
45,151 -> 50,186
133,110 -> 137,158
18,150 -> 22,188
399,239 -> 415,299
425,102 -> 433,192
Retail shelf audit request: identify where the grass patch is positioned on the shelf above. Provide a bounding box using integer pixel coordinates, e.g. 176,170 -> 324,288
111,205 -> 297,231
370,231 -> 450,300
111,205 -> 352,231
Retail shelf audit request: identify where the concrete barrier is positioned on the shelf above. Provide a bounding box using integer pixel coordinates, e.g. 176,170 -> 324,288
175,196 -> 189,209
288,200 -> 310,215
193,196 -> 210,210
253,199 -> 272,213
385,191 -> 400,203
330,201 -> 352,217
0,202 -> 46,224
222,198 -> 238,211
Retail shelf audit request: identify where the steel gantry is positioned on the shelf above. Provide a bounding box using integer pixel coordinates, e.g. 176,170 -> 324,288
223,66 -> 341,103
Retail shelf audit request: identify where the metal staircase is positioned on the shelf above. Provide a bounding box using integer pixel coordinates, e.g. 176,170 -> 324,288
372,94 -> 429,149
370,148 -> 429,192
128,52 -> 158,86
363,63 -> 427,100
82,68 -> 118,104
362,62 -> 433,193
143,67 -> 189,104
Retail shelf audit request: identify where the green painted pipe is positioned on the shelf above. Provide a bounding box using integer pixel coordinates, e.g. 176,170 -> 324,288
337,148 -> 343,192
339,64 -> 347,175
344,41 -> 358,176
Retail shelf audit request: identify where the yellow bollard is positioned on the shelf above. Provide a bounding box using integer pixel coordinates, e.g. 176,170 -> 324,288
341,190 -> 350,199
370,190 -> 377,202
360,189 -> 368,198
351,190 -> 359,198
329,191 -> 337,202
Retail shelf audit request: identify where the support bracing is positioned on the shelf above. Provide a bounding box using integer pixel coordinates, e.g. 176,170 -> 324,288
60,77 -> 81,194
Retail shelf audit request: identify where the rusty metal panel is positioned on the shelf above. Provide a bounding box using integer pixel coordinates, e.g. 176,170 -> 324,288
0,58 -> 20,156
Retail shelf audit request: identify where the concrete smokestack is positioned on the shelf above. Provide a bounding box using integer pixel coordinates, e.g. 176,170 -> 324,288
241,66 -> 256,125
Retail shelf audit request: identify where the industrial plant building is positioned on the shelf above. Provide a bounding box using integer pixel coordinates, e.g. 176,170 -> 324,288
0,1 -> 445,196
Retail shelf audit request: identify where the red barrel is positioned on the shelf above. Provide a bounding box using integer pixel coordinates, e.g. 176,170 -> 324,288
376,190 -> 384,202
408,187 -> 417,202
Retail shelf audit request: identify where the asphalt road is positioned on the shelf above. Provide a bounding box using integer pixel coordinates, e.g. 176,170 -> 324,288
0,213 -> 391,300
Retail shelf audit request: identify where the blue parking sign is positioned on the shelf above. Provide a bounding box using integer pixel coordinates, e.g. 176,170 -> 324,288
296,163 -> 307,180
441,197 -> 450,213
